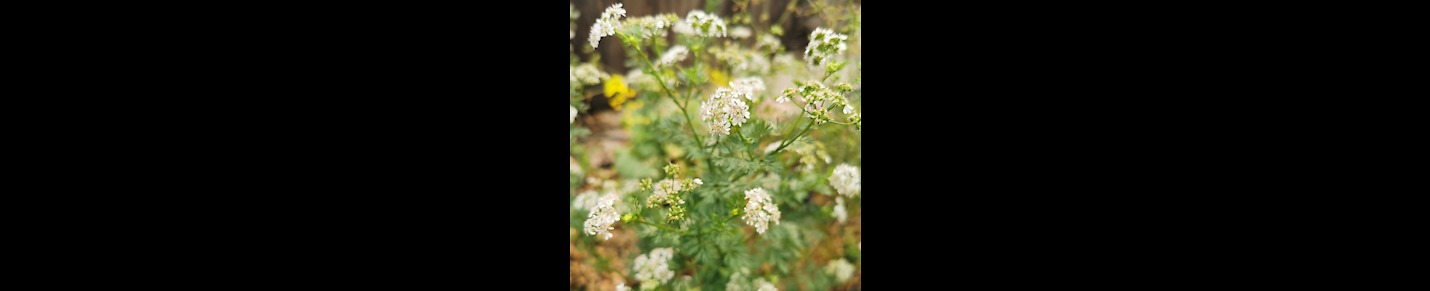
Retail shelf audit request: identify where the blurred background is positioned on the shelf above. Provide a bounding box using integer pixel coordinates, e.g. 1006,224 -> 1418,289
572,0 -> 858,78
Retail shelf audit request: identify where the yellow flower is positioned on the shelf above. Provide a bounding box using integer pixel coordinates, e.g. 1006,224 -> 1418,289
708,69 -> 729,87
605,75 -> 634,110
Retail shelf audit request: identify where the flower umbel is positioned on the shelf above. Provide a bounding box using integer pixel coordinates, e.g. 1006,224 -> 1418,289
589,3 -> 627,48
571,64 -> 607,85
699,87 -> 751,136
680,10 -> 727,37
830,163 -> 861,197
582,193 -> 620,240
634,248 -> 676,289
620,14 -> 678,40
741,187 -> 781,235
803,27 -> 848,67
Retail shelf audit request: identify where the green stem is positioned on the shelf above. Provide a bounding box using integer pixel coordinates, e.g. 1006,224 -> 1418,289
766,118 -> 815,159
638,219 -> 683,233
629,37 -> 704,149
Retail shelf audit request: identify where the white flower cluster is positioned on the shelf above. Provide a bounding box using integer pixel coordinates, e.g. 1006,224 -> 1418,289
658,45 -> 689,67
824,258 -> 855,283
633,248 -> 676,288
699,87 -> 750,136
804,27 -> 849,67
571,64 -> 606,86
582,193 -> 620,240
832,197 -> 848,223
570,105 -> 577,124
776,81 -> 858,125
588,3 -> 627,48
830,164 -> 861,197
741,187 -> 781,235
678,10 -> 727,37
730,77 -> 765,101
621,14 -> 678,39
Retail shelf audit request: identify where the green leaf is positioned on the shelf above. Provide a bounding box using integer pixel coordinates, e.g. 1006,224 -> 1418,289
740,119 -> 773,144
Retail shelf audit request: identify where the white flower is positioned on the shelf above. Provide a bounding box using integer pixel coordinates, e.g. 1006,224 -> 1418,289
589,3 -> 627,49
658,45 -> 689,67
803,27 -> 849,67
830,164 -> 861,197
754,278 -> 777,291
699,87 -> 751,136
730,26 -> 752,38
741,188 -> 781,235
620,14 -> 678,39
571,64 -> 606,85
832,197 -> 847,223
825,259 -> 855,283
694,178 -> 702,185
634,248 -> 676,288
582,194 -> 620,240
599,3 -> 626,20
729,77 -> 765,101
682,10 -> 727,37
843,105 -> 853,115
571,105 -> 578,124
